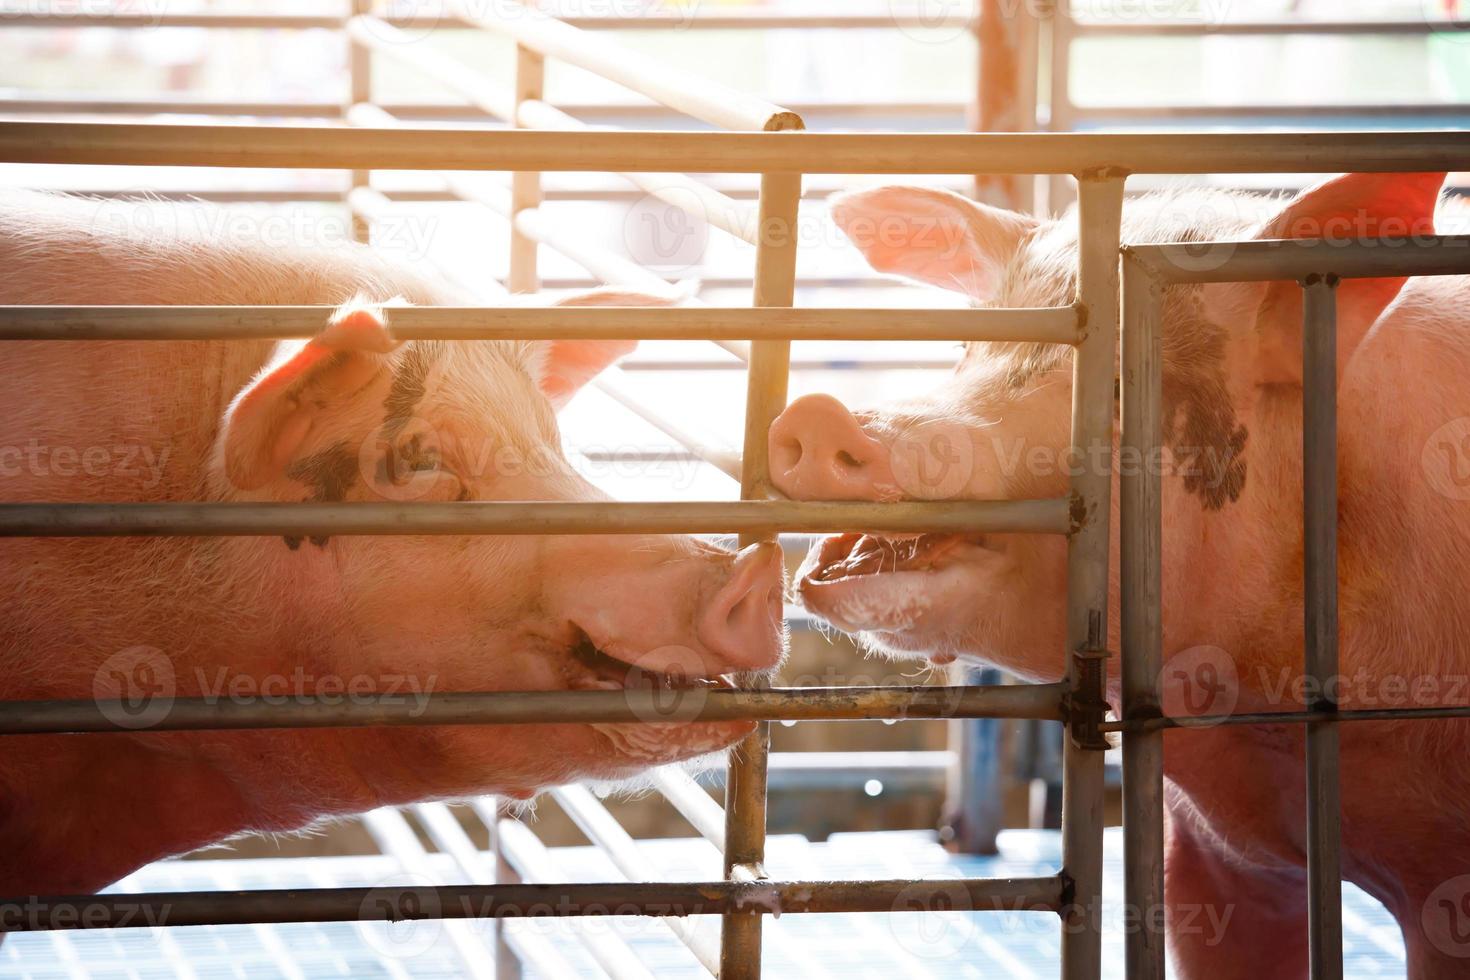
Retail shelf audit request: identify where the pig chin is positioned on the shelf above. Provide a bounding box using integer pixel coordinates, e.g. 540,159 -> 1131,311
795,532 -> 1011,661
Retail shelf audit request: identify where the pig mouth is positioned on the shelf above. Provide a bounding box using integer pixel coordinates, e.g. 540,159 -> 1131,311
795,531 -> 1005,638
564,629 -> 739,692
803,532 -> 994,583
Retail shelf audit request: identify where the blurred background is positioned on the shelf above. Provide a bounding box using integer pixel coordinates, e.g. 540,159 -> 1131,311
1,1 -> 1464,976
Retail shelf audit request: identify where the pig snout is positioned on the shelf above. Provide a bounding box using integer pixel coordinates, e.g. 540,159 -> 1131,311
697,541 -> 786,671
768,394 -> 897,500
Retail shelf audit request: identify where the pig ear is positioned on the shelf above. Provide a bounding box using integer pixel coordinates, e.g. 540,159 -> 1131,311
535,289 -> 678,408
829,185 -> 1037,300
1253,172 -> 1444,385
220,298 -> 403,490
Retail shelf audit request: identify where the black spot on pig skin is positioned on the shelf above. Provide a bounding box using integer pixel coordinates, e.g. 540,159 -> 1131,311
383,344 -> 435,436
287,441 -> 358,504
283,536 -> 302,551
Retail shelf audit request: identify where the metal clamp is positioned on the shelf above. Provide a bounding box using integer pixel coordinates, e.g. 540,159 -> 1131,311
1065,619 -> 1113,751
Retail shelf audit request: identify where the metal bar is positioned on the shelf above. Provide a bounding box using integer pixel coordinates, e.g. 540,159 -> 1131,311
491,817 -> 658,980
1119,253 -> 1166,980
550,785 -> 721,974
650,768 -> 728,850
1302,277 -> 1344,980
0,304 -> 1079,343
1120,235 -> 1470,285
0,10 -> 983,30
345,0 -> 372,244
408,805 -> 535,980
359,809 -> 499,980
1074,103 -> 1470,121
445,0 -> 802,133
0,498 -> 1071,538
0,683 -> 1067,736
349,18 -> 762,248
1060,176 -> 1125,980
590,371 -> 743,481
1101,703 -> 1470,733
7,122 -> 1470,175
721,165 -> 801,980
509,44 -> 546,293
1072,18 -> 1470,36
0,876 -> 1067,933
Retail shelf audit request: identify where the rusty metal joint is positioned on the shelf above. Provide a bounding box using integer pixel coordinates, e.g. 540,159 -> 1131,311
1064,645 -> 1112,751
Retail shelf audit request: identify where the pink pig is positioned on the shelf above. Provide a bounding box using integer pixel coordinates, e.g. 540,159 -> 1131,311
770,173 -> 1470,978
0,190 -> 785,896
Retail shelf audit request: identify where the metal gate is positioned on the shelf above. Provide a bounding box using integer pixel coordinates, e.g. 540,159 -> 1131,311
2,7 -> 1470,980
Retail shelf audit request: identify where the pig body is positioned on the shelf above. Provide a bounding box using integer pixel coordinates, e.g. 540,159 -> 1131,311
0,191 -> 784,895
771,176 -> 1470,977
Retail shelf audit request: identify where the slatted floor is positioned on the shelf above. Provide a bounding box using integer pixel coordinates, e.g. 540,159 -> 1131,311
0,828 -> 1407,979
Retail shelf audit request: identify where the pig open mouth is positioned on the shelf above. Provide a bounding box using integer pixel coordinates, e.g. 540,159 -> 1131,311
796,532 -> 1008,648
557,626 -> 760,766
564,628 -> 739,692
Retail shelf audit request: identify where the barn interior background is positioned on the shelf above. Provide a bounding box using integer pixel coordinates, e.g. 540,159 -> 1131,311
0,1 -> 1466,977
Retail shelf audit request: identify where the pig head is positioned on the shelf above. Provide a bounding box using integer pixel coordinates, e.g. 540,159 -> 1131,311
770,172 -> 1448,686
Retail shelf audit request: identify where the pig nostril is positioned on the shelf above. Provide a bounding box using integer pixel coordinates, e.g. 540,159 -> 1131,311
836,449 -> 864,471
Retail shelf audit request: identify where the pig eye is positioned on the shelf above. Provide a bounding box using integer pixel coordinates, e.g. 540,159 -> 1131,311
378,433 -> 443,485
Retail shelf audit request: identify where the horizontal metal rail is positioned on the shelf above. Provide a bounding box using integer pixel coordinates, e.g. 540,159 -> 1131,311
0,683 -> 1067,735
0,9 -> 979,30
1072,18 -> 1470,36
0,304 -> 1077,343
0,875 -> 1067,933
0,499 -> 1072,538
1102,704 -> 1470,733
1125,235 -> 1470,283
445,0 -> 802,133
346,20 -> 761,247
6,122 -> 1469,175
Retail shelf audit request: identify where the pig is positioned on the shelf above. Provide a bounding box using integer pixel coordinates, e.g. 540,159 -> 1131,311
768,173 -> 1470,978
0,190 -> 785,897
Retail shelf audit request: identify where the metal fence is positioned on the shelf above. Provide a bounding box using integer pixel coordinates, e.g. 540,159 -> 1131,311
3,5 -> 1470,980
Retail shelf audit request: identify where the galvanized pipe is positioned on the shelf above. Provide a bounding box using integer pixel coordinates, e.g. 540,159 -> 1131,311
1119,254 -> 1167,980
1124,235 -> 1470,284
650,768 -> 728,850
550,785 -> 721,974
1100,704 -> 1470,733
0,875 -> 1066,933
0,499 -> 1071,538
721,166 -> 802,980
6,123 -> 1470,176
491,817 -> 659,980
1059,176 -> 1125,980
0,683 -> 1067,736
1302,277 -> 1344,980
0,304 -> 1079,344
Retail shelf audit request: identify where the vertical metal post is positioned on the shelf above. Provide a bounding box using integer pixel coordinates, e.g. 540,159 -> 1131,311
1302,275 -> 1344,980
720,167 -> 801,980
973,0 -> 1039,213
944,665 -> 1005,855
487,799 -> 523,980
508,44 -> 545,293
1044,0 -> 1077,214
1120,253 -> 1166,980
1061,176 -> 1124,980
346,0 -> 373,244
